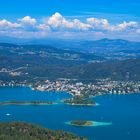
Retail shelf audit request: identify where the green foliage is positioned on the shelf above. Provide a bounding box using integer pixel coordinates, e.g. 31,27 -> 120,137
71,121 -> 92,126
0,122 -> 87,140
64,97 -> 95,105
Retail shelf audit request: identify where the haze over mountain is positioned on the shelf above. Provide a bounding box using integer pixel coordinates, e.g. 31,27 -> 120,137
1,37 -> 140,60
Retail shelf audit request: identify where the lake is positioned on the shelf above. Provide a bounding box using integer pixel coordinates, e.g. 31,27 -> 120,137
0,87 -> 140,140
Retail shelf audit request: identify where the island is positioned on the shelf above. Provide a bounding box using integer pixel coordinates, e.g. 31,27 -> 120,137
0,101 -> 56,106
66,120 -> 112,127
64,97 -> 96,106
70,120 -> 93,126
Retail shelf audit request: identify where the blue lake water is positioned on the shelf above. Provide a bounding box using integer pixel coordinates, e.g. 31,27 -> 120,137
0,87 -> 140,140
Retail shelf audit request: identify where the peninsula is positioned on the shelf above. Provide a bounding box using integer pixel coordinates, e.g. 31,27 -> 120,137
0,101 -> 55,106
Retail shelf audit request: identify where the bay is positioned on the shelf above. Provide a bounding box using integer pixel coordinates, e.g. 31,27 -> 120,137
0,87 -> 140,140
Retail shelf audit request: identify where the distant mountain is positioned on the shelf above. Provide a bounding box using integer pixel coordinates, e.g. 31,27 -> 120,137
58,38 -> 140,52
53,38 -> 140,60
0,38 -> 140,60
46,38 -> 140,60
29,38 -> 140,60
0,43 -> 103,69
0,42 -> 140,83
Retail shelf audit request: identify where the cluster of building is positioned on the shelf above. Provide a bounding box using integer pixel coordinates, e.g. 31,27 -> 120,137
0,67 -> 28,77
36,80 -> 82,96
0,76 -> 140,97
35,79 -> 140,97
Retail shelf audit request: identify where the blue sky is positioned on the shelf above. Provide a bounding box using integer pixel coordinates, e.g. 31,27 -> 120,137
0,0 -> 140,41
0,0 -> 140,20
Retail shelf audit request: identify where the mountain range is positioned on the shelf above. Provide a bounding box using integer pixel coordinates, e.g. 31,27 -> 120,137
0,37 -> 140,60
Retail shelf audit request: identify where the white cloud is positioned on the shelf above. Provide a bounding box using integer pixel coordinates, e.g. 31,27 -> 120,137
18,16 -> 38,31
72,19 -> 91,30
19,16 -> 37,25
109,21 -> 138,31
87,17 -> 109,26
87,17 -> 138,32
47,12 -> 91,30
0,13 -> 139,40
37,24 -> 50,31
47,12 -> 64,28
0,19 -> 21,29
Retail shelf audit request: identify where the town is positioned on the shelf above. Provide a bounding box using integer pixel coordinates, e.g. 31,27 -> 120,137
35,79 -> 140,97
1,78 -> 139,98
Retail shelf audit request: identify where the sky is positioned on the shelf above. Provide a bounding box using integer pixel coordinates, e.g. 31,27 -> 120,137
0,0 -> 140,41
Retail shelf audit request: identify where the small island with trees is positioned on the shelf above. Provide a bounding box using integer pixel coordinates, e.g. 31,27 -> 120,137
66,120 -> 112,127
64,97 -> 96,106
67,120 -> 94,127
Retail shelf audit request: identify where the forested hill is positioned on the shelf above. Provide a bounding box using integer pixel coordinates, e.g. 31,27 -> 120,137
0,122 -> 87,140
26,59 -> 140,82
0,43 -> 103,68
0,43 -> 140,83
69,59 -> 140,82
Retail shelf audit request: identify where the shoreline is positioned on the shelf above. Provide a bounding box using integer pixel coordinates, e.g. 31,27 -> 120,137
65,102 -> 97,106
0,85 -> 140,98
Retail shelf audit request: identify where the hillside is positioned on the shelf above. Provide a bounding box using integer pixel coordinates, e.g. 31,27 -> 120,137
0,43 -> 102,69
0,122 -> 87,140
46,39 -> 140,60
0,43 -> 140,84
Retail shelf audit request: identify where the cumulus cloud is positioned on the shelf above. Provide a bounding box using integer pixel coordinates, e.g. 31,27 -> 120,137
18,16 -> 39,31
0,12 -> 139,40
108,21 -> 138,31
19,16 -> 37,25
47,12 -> 91,30
0,19 -> 21,30
87,17 -> 138,31
37,24 -> 50,31
87,17 -> 109,26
